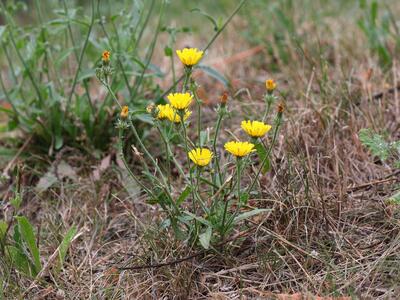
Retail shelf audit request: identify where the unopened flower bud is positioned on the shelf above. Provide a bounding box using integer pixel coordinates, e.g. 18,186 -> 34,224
120,106 -> 129,119
265,79 -> 276,93
102,50 -> 110,63
220,91 -> 228,105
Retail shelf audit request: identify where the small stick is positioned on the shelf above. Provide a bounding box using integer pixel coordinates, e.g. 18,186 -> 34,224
117,226 -> 256,271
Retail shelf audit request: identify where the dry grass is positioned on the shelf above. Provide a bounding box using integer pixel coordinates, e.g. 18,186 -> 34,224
2,3 -> 400,299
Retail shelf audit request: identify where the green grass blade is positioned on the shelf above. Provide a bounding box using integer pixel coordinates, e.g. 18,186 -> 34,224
15,216 -> 42,273
58,226 -> 77,270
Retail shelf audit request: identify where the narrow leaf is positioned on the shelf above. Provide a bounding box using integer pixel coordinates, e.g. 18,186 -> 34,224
197,65 -> 229,87
58,226 -> 77,269
15,216 -> 42,273
176,186 -> 191,206
199,226 -> 212,249
233,208 -> 271,223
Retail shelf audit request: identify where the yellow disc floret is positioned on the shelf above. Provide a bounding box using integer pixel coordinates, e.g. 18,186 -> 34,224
265,79 -> 276,92
167,92 -> 193,110
156,104 -> 191,123
176,48 -> 204,67
224,141 -> 255,157
188,148 -> 213,167
241,120 -> 272,138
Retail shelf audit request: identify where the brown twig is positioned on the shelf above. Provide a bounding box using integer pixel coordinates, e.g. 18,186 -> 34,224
1,135 -> 32,178
371,84 -> 400,100
346,170 -> 400,193
117,226 -> 256,271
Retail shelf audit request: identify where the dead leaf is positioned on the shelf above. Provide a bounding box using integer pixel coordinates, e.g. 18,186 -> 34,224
36,160 -> 77,193
92,154 -> 111,181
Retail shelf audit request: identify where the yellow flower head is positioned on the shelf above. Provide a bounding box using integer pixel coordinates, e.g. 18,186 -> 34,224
224,141 -> 255,157
167,92 -> 193,110
102,50 -> 110,62
156,104 -> 191,123
176,48 -> 203,67
241,120 -> 272,138
188,148 -> 213,167
120,106 -> 129,119
265,79 -> 276,92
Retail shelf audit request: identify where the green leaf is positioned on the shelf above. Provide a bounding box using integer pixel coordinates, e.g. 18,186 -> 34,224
197,65 -> 229,87
15,216 -> 42,273
387,191 -> 400,205
199,130 -> 208,147
239,192 -> 249,204
0,221 -> 7,241
370,1 -> 378,24
190,8 -> 219,31
183,212 -> 211,226
199,226 -> 212,249
5,245 -> 32,276
254,142 -> 270,174
55,134 -> 63,150
0,25 -> 6,41
10,193 -> 22,210
233,208 -> 270,224
359,128 -> 389,161
58,226 -> 77,271
176,186 -> 191,206
164,46 -> 173,57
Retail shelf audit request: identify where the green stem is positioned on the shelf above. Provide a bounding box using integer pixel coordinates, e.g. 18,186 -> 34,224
179,113 -> 203,214
220,197 -> 230,241
182,68 -> 191,93
171,55 -> 176,90
212,110 -> 224,188
0,1 -> 44,105
156,124 -> 171,189
237,157 -> 241,200
160,0 -> 249,99
132,0 -> 164,99
156,123 -> 186,179
192,85 -> 202,148
65,0 -> 95,116
118,128 -> 154,197
263,100 -> 272,122
105,84 -> 170,189
62,0 -> 95,114
247,115 -> 282,194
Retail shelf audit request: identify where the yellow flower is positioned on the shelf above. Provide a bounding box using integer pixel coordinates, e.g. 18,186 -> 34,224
188,148 -> 213,167
102,50 -> 110,62
156,104 -> 191,123
120,106 -> 129,118
241,120 -> 272,138
265,79 -> 276,92
167,92 -> 193,110
224,141 -> 255,157
176,48 -> 203,67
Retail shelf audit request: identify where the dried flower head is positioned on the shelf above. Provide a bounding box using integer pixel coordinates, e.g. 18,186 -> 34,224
277,102 -> 285,113
146,103 -> 155,114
